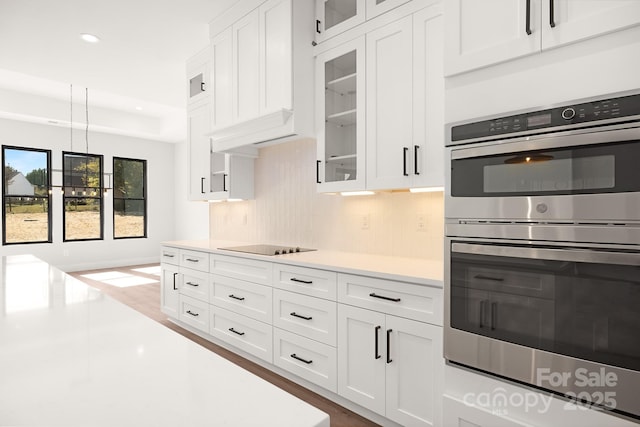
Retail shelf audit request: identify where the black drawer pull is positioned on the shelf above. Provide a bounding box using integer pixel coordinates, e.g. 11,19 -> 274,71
290,312 -> 312,321
374,325 -> 381,360
386,329 -> 393,364
229,294 -> 245,301
291,353 -> 313,364
229,327 -> 245,336
186,310 -> 199,317
186,281 -> 199,287
290,277 -> 313,284
185,258 -> 199,263
403,147 -> 409,176
474,274 -> 504,282
164,254 -> 175,258
369,292 -> 401,302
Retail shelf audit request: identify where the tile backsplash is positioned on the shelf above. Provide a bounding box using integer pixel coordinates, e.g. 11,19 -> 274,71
210,138 -> 444,261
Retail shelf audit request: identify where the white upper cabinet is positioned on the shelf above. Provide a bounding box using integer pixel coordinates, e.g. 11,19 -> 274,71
187,101 -> 212,201
315,0 -> 366,43
445,0 -> 640,76
366,0 -> 411,20
208,0 -> 314,152
209,152 -> 255,201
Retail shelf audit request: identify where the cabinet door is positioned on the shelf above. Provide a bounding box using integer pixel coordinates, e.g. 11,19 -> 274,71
260,0 -> 292,113
211,28 -> 233,129
444,0 -> 541,76
337,304 -> 386,415
541,0 -> 640,50
160,264 -> 180,318
412,4 -> 444,189
365,0 -> 410,20
316,0 -> 366,43
209,153 -> 254,201
385,316 -> 443,427
443,395 -> 532,427
232,8 -> 261,122
365,15 -> 413,190
315,36 -> 366,192
187,102 -> 211,201
187,62 -> 209,106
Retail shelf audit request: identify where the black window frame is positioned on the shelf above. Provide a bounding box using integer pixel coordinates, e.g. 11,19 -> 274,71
113,156 -> 147,239
2,145 -> 53,245
62,151 -> 104,242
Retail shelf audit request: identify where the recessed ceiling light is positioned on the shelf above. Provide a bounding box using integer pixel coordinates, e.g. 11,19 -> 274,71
80,33 -> 100,43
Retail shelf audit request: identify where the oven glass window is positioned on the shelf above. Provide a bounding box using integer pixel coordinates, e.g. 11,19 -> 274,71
450,244 -> 640,371
451,140 -> 639,197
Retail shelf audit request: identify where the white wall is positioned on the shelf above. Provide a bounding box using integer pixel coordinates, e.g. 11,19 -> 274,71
209,139 -> 444,262
0,118 -> 176,271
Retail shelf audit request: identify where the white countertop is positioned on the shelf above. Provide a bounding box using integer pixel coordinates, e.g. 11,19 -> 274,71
0,255 -> 329,427
163,240 -> 444,286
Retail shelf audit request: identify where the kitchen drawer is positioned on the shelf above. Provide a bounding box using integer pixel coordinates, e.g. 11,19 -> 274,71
272,264 -> 337,300
273,289 -> 336,346
179,249 -> 209,273
338,273 -> 443,325
179,268 -> 210,302
209,306 -> 272,363
273,328 -> 337,393
210,274 -> 272,323
210,254 -> 272,285
178,294 -> 210,333
160,246 -> 180,266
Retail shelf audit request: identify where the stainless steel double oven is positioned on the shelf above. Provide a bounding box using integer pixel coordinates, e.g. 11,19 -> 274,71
444,90 -> 640,420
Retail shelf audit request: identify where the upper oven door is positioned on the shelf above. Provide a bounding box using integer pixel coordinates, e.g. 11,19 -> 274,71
446,125 -> 640,222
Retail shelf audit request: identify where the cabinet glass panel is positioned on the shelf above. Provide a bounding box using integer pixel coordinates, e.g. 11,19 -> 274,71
324,50 -> 357,183
325,0 -> 358,32
189,73 -> 205,98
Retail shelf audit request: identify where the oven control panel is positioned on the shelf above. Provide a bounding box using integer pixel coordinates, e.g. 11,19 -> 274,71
450,91 -> 640,144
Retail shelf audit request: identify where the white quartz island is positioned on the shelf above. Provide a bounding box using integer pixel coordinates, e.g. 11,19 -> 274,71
0,255 -> 330,427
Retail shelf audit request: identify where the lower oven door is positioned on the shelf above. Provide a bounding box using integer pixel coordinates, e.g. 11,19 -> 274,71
444,239 -> 640,418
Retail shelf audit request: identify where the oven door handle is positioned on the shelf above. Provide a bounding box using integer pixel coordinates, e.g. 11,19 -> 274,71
452,242 -> 639,266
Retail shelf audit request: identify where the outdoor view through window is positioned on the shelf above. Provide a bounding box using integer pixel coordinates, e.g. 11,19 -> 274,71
3,147 -> 52,244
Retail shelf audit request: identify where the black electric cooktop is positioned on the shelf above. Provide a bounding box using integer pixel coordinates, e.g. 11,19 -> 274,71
218,244 -> 316,256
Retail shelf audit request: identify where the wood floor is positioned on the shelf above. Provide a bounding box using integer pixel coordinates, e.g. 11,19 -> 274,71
69,264 -> 380,427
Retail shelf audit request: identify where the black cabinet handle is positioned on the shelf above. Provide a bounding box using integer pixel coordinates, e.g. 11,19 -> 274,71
201,82 -> 206,92
290,277 -> 313,284
316,160 -> 322,184
223,173 -> 228,192
291,353 -> 313,364
186,310 -> 199,317
186,281 -> 199,287
414,145 -> 420,175
525,0 -> 532,35
403,147 -> 409,176
549,0 -> 556,28
229,294 -> 245,301
186,258 -> 199,263
164,254 -> 175,258
172,272 -> 178,290
201,177 -> 205,194
316,19 -> 321,34
290,312 -> 312,321
374,325 -> 381,360
479,300 -> 486,328
474,274 -> 504,282
491,302 -> 498,331
386,329 -> 393,364
369,292 -> 401,302
229,327 -> 245,336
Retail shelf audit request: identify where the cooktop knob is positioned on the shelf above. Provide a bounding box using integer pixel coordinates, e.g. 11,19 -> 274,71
295,247 -> 300,252
274,250 -> 281,255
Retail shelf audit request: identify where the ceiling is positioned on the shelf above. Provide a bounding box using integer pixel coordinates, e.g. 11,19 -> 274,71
0,0 -> 241,142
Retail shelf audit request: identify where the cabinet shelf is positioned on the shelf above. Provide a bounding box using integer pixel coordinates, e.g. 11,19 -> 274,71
211,170 -> 226,175
326,109 -> 357,126
326,73 -> 357,95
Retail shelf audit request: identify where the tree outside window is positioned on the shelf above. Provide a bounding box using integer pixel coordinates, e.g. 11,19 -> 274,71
63,152 -> 103,241
2,146 -> 52,244
113,157 -> 146,239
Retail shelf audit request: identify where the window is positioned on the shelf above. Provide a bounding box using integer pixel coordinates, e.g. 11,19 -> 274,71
113,157 -> 147,239
2,146 -> 52,245
63,152 -> 103,241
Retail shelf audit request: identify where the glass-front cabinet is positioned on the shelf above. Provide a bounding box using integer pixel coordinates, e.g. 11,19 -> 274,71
316,0 -> 365,43
316,36 -> 365,192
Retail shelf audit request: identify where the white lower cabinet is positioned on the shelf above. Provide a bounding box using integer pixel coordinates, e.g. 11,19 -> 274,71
338,303 -> 443,427
274,327 -> 337,392
160,262 -> 180,318
210,273 -> 272,323
210,305 -> 273,363
273,289 -> 337,346
179,294 -> 210,333
442,395 -> 531,427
